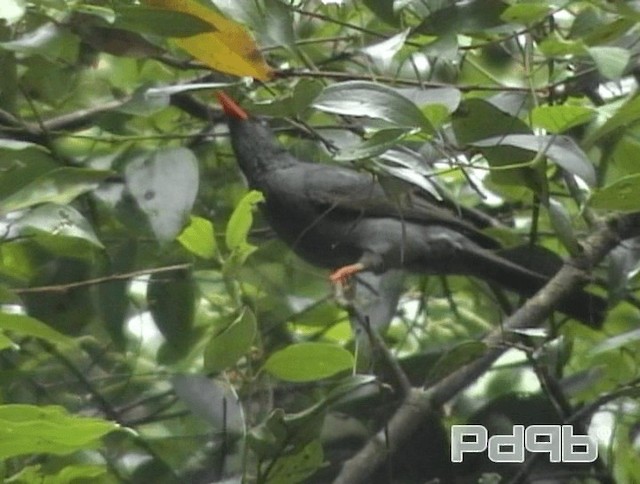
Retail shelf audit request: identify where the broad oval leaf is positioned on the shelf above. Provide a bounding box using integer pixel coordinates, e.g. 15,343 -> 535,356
16,204 -> 104,249
143,0 -> 273,80
172,375 -> 244,434
147,267 -> 196,348
588,46 -> 630,81
115,5 -> 214,37
531,105 -> 594,133
590,174 -> 640,211
334,128 -> 409,162
0,168 -> 112,216
452,98 -> 530,146
0,404 -> 119,459
0,312 -> 74,346
125,147 -> 199,243
264,342 -> 354,382
473,134 -> 596,186
313,81 -> 430,130
225,190 -> 264,251
178,215 -> 217,259
204,308 -> 257,373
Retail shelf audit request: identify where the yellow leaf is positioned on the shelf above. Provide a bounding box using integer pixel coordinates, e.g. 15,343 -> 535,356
144,0 -> 273,80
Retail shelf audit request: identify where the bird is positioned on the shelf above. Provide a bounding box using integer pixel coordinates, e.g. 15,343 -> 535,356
216,91 -> 607,327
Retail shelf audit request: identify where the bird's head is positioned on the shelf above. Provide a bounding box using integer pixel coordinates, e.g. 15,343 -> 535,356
216,92 -> 294,182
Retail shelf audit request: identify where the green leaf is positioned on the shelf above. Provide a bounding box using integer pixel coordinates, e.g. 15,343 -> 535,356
313,81 -> 430,130
0,404 -> 119,459
0,168 -> 112,215
425,341 -> 487,384
452,98 -> 531,146
538,33 -> 586,56
264,343 -> 354,382
0,312 -> 75,346
266,440 -> 324,484
531,105 -> 594,133
590,327 -> 640,355
0,139 -> 44,151
500,3 -> 551,25
125,147 -> 199,243
547,198 -> 581,255
0,23 -> 79,63
590,174 -> 640,211
225,190 -> 264,251
585,95 -> 640,147
588,46 -> 630,81
204,308 -> 257,372
114,5 -> 214,37
16,204 -> 104,250
360,28 -> 410,66
334,128 -> 410,162
473,134 -> 596,186
148,268 -> 196,348
178,216 -> 217,259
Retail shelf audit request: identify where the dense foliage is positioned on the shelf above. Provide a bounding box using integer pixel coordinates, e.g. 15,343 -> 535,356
2,0 -> 640,482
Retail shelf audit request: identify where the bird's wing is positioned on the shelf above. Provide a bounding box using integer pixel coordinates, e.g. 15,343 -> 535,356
268,163 -> 497,247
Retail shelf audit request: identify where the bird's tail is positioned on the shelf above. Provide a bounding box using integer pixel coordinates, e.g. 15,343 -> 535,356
463,247 -> 606,328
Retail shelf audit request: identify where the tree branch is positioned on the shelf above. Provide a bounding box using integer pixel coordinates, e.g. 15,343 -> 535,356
334,212 -> 640,484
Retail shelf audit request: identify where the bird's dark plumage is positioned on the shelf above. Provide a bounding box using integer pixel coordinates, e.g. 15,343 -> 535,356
217,91 -> 606,327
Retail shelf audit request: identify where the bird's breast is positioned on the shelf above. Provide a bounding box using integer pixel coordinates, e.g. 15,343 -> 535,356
261,196 -> 363,269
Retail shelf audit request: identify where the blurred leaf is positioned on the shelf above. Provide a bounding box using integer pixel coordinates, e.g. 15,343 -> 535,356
539,33 -> 586,56
425,341 -> 487,384
172,374 -> 244,434
0,139 -> 45,151
115,5 -> 214,37
500,3 -> 551,24
547,198 -> 581,255
0,23 -> 79,63
416,0 -> 509,35
590,174 -> 640,211
531,105 -> 594,133
588,46 -> 630,81
334,128 -> 410,162
0,0 -> 25,25
452,98 -> 530,146
585,95 -> 640,147
148,267 -> 196,349
96,239 -> 137,347
360,28 -> 410,67
473,134 -> 596,186
178,216 -> 217,259
262,0 -> 295,49
204,308 -> 257,372
0,312 -> 74,346
0,404 -> 119,459
16,204 -> 104,250
313,81 -> 430,130
249,80 -> 323,117
0,168 -> 112,216
266,440 -> 323,484
590,327 -> 640,355
125,147 -> 199,243
143,0 -> 273,80
264,343 -> 353,382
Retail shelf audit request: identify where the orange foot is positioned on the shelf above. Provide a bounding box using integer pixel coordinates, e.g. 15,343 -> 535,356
330,263 -> 365,284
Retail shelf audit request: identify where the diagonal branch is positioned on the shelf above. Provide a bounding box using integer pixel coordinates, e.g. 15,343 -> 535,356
334,212 -> 640,484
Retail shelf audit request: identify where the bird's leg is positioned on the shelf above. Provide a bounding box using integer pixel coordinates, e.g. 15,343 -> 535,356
330,263 -> 366,284
330,252 -> 384,285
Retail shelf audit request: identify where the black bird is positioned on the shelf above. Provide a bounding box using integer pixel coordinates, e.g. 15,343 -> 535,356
217,91 -> 606,327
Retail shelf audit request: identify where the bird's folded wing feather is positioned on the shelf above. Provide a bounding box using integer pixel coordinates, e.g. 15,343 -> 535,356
268,163 -> 497,247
